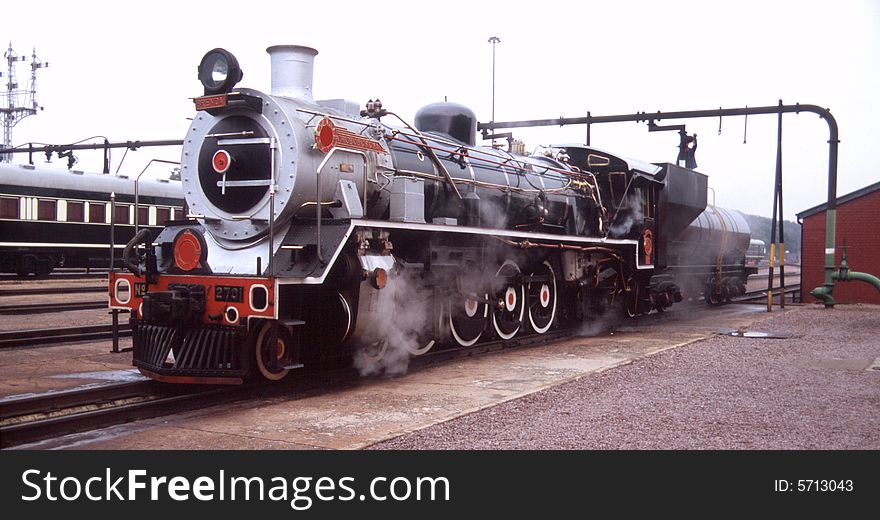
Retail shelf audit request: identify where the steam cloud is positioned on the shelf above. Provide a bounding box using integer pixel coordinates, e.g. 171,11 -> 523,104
352,267 -> 432,377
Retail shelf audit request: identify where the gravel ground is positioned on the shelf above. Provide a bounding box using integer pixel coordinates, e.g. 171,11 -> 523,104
370,304 -> 880,450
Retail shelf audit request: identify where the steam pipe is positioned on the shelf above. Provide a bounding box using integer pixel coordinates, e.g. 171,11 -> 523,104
122,228 -> 153,276
480,103 -> 840,306
0,139 -> 183,158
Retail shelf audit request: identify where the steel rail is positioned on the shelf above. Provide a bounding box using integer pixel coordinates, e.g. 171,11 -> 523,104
0,324 -> 131,348
0,386 -> 226,449
0,380 -> 158,421
0,285 -> 106,297
0,300 -> 106,315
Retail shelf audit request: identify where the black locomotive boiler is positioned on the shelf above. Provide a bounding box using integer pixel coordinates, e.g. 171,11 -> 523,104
109,46 -> 754,384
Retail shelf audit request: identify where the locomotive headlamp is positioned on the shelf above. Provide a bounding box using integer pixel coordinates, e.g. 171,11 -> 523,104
198,48 -> 243,95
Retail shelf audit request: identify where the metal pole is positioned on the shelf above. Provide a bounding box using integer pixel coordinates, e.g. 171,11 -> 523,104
488,36 -> 500,123
111,308 -> 120,354
110,191 -> 119,353
109,191 -> 116,272
767,101 -> 782,311
268,138 -> 276,277
488,36 -> 500,147
586,111 -> 591,146
134,178 -> 139,236
777,101 -> 786,309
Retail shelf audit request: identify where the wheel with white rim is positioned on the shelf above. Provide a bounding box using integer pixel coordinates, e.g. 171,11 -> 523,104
527,261 -> 557,334
357,339 -> 388,363
492,260 -> 525,340
253,321 -> 294,381
449,290 -> 488,347
406,339 -> 436,356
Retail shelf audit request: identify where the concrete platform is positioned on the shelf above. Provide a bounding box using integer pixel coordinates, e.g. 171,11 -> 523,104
4,303 -> 798,449
0,338 -> 141,398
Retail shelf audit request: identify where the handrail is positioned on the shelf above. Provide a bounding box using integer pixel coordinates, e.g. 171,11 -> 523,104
314,147 -> 368,263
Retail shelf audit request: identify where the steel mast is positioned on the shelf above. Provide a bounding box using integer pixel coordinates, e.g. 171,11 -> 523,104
1,43 -> 48,162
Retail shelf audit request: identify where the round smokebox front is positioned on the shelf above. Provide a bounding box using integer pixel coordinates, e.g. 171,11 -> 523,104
198,116 -> 271,214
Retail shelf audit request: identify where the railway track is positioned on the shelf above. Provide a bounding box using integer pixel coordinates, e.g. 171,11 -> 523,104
0,300 -> 107,315
0,328 -> 575,448
0,285 -> 106,297
0,302 -> 783,448
0,381 -> 229,449
734,287 -> 800,304
0,272 -> 108,282
0,323 -> 131,349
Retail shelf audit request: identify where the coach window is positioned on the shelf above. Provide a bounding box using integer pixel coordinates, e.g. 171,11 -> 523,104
0,196 -> 19,219
89,202 -> 107,224
67,201 -> 85,222
38,199 -> 57,221
156,207 -> 171,225
138,206 -> 150,226
114,204 -> 130,225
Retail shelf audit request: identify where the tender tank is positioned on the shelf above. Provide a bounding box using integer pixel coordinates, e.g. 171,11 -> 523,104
667,206 -> 751,267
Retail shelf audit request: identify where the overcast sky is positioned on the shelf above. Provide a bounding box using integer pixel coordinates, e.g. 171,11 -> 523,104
4,0 -> 878,221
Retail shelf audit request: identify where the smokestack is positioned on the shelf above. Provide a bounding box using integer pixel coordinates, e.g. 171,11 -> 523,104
266,45 -> 318,101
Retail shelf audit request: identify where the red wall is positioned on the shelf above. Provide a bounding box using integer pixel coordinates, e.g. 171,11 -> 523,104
801,189 -> 880,304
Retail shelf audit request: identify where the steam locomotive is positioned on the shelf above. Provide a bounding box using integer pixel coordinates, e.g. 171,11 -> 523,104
108,45 -> 754,384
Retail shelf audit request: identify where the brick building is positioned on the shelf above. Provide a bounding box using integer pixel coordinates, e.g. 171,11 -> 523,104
797,180 -> 880,304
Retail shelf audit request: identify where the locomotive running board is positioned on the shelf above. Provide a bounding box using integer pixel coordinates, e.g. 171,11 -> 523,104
274,218 -> 650,285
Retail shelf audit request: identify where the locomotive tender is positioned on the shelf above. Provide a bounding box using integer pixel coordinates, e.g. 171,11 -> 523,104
109,45 -> 753,384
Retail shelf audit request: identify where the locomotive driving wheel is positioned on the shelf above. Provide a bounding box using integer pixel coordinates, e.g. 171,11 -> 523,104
357,339 -> 388,364
448,290 -> 489,347
527,261 -> 557,334
624,281 -> 641,317
253,321 -> 295,381
492,260 -> 525,340
406,339 -> 436,356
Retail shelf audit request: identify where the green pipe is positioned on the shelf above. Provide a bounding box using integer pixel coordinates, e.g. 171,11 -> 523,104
810,285 -> 836,307
834,270 -> 880,291
832,251 -> 880,293
818,209 -> 837,307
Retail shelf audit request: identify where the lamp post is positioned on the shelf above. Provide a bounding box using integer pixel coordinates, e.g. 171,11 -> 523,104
488,36 -> 501,125
488,36 -> 501,147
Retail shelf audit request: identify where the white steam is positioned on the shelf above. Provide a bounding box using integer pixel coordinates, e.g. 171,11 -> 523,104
352,267 -> 432,377
576,307 -> 622,337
